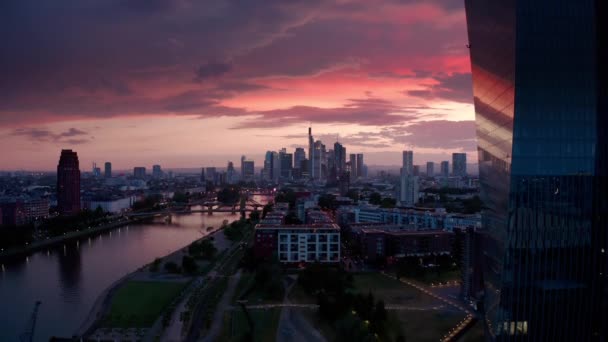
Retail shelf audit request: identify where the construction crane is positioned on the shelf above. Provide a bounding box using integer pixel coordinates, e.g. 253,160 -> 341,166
19,301 -> 41,342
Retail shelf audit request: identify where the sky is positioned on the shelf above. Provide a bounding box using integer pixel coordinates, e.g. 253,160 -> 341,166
0,0 -> 476,171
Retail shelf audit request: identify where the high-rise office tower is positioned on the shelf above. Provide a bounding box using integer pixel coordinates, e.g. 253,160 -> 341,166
241,156 -> 255,182
57,149 -> 81,216
400,151 -> 418,206
466,1 -> 608,339
205,167 -> 217,185
356,154 -> 364,179
349,154 -> 357,182
92,162 -> 101,177
308,127 -> 315,179
104,162 -> 112,178
294,148 -> 306,170
334,142 -> 346,175
426,162 -> 434,177
226,161 -> 237,184
201,168 -> 206,183
300,158 -> 309,179
402,151 -> 413,176
272,151 -> 281,183
279,149 -> 293,180
263,151 -> 274,181
412,165 -> 420,177
313,141 -> 325,180
440,161 -> 449,178
152,164 -> 162,178
133,167 -> 146,179
329,149 -> 337,180
452,153 -> 467,177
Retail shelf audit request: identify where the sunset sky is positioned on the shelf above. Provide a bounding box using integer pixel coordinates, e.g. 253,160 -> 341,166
0,0 -> 476,171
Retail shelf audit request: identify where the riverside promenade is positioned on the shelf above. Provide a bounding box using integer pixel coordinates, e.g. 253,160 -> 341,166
0,216 -> 138,260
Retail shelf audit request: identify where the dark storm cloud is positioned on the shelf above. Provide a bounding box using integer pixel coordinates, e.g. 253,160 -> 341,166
122,0 -> 184,12
232,98 -> 422,129
195,62 -> 233,81
406,72 -> 473,103
0,0 -> 469,127
277,121 -> 475,151
10,127 -> 91,144
390,0 -> 464,11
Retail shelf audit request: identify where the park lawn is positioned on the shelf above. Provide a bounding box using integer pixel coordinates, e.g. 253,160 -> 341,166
352,273 -> 442,307
102,280 -> 187,328
387,310 -> 464,342
408,269 -> 461,285
220,308 -> 281,341
232,272 -> 283,305
459,320 -> 485,342
287,282 -> 317,304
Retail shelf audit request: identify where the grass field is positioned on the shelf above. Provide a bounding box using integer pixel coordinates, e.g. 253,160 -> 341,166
102,280 -> 187,328
352,274 -> 464,341
459,320 -> 485,342
218,308 -> 281,341
352,273 -> 442,307
407,269 -> 461,285
287,282 -> 317,304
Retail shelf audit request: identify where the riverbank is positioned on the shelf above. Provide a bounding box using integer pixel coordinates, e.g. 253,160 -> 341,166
0,216 -> 145,261
75,223 -> 231,340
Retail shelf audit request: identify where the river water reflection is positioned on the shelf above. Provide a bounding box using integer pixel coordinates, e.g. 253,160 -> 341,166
0,200 -> 269,341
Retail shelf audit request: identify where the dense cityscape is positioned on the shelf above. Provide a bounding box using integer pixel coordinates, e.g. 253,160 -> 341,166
1,125 -> 482,341
2,0 -> 608,342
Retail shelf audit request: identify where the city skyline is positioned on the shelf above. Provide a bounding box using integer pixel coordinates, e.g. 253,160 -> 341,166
0,0 -> 475,170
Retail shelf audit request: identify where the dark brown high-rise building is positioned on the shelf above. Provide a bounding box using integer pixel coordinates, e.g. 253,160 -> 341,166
57,149 -> 81,216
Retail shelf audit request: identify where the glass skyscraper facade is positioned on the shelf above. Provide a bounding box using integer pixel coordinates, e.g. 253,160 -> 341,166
465,0 -> 607,340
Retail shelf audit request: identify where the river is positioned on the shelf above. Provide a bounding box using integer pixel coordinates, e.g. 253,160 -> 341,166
0,197 -> 270,341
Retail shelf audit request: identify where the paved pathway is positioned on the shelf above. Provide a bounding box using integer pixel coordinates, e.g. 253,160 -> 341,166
162,278 -> 205,342
200,270 -> 243,342
276,276 -> 326,342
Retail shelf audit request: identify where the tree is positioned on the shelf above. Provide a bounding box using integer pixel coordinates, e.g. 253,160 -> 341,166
217,187 -> 240,204
164,261 -> 181,274
182,255 -> 198,274
189,239 -> 217,260
462,195 -> 483,214
318,194 -> 337,210
132,194 -> 162,211
369,192 -> 382,205
373,300 -> 387,323
249,210 -> 260,222
262,204 -> 273,219
149,257 -> 162,272
274,188 -> 296,208
346,189 -> 360,203
380,198 -> 396,208
173,191 -> 189,203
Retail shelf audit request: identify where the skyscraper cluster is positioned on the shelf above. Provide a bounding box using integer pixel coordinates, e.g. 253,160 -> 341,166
258,127 -> 365,184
